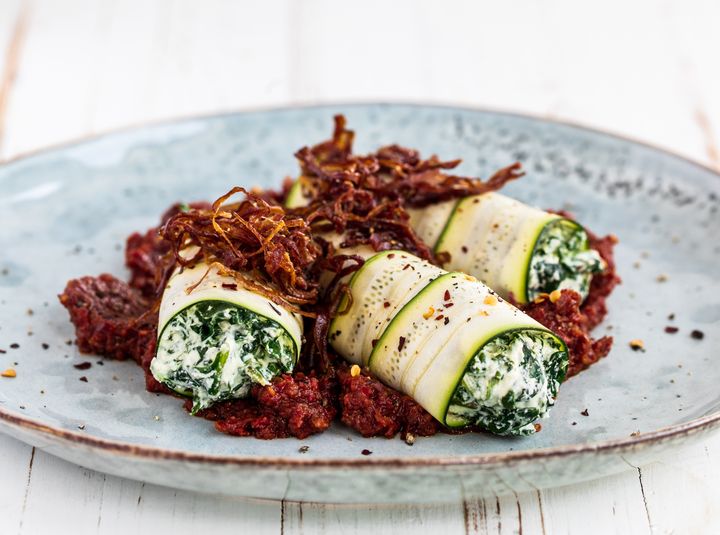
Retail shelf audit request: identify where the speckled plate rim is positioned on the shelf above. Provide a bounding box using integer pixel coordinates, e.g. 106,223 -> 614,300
1,101 -> 719,469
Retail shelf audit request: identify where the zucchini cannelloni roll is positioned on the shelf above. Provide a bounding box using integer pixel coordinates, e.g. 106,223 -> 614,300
329,249 -> 568,435
408,192 -> 604,304
152,261 -> 303,413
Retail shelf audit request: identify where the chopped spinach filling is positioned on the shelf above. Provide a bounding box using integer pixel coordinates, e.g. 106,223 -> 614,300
446,330 -> 567,436
151,300 -> 297,414
527,219 -> 604,301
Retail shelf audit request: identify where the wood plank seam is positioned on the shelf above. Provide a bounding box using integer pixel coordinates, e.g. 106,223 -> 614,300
637,467 -> 653,531
535,491 -> 547,535
17,446 -> 35,534
0,0 -> 29,155
95,473 -> 106,531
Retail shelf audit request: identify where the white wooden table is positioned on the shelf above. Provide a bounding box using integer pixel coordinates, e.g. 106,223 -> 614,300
1,1 -> 719,533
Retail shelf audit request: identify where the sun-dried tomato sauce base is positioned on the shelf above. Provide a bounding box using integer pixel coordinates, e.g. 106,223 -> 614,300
337,367 -> 439,438
59,214 -> 618,440
522,290 -> 613,378
582,231 -> 621,330
125,230 -> 169,298
58,275 -> 168,394
192,372 -> 338,439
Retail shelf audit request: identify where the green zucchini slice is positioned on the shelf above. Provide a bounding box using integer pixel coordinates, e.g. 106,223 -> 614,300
284,176 -> 313,209
406,200 -> 458,250
332,250 -> 569,436
329,250 -> 442,366
431,193 -> 603,304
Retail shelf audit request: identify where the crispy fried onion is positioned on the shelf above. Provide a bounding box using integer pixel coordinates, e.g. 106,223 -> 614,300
289,115 -> 524,263
160,187 -> 320,306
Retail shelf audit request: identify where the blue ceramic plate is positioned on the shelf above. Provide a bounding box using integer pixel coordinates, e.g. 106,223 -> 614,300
0,104 -> 718,503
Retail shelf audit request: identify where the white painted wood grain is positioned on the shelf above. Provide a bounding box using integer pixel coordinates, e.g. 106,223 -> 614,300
2,0 -> 718,165
0,0 -> 24,152
0,434 -> 34,534
1,0 -> 296,159
9,435 -> 720,535
0,0 -> 719,533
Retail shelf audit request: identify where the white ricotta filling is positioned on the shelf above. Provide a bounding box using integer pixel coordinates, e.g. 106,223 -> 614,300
151,301 -> 296,413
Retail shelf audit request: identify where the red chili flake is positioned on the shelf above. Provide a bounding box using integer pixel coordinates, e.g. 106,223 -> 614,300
74,362 -> 92,370
691,330 -> 705,340
402,264 -> 411,270
371,339 -> 378,348
435,314 -> 444,321
580,409 -> 589,416
534,423 -> 542,432
444,290 -> 451,301
383,301 -> 390,308
445,303 -> 454,308
221,283 -> 238,290
79,376 -> 89,382
387,253 -> 395,259
398,336 -> 406,351
461,246 -> 468,253
10,343 -> 19,349
361,449 -> 372,456
0,349 -> 6,354
664,326 -> 679,334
